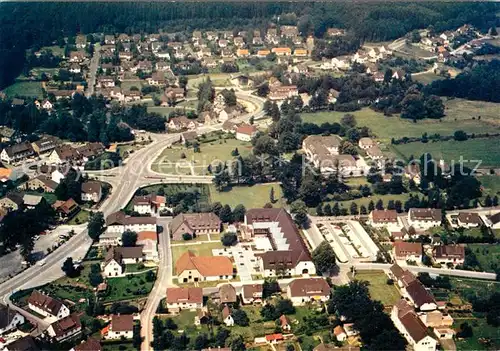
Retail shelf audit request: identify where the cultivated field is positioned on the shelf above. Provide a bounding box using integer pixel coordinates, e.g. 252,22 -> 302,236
391,137 -> 500,167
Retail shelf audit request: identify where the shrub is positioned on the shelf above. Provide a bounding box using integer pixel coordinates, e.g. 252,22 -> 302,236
182,233 -> 193,240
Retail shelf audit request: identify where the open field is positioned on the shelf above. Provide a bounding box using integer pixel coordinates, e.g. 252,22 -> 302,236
391,137 -> 500,166
301,100 -> 500,142
39,45 -> 65,56
3,81 -> 43,99
103,270 -> 155,302
151,138 -> 253,175
209,182 -> 283,209
171,241 -> 224,264
353,270 -> 401,307
67,209 -> 90,225
467,244 -> 500,273
412,71 -> 445,85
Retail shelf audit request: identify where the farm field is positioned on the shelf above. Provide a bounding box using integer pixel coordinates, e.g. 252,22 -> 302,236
3,81 -> 43,99
151,138 -> 253,175
353,270 -> 401,307
209,182 -> 283,209
301,100 -> 500,142
391,137 -> 500,167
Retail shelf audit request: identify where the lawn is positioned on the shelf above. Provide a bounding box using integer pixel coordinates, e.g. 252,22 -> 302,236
67,209 -> 90,225
467,244 -> 500,273
39,45 -> 65,56
102,342 -> 136,351
120,80 -> 143,91
412,72 -> 446,85
231,305 -> 277,341
171,241 -> 224,264
3,81 -> 43,99
391,137 -> 500,167
209,183 -> 284,209
152,138 -> 253,175
353,270 -> 401,307
103,271 -> 155,302
301,102 -> 500,142
148,106 -> 190,118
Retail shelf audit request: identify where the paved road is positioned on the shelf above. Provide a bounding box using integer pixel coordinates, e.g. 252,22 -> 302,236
86,44 -> 101,97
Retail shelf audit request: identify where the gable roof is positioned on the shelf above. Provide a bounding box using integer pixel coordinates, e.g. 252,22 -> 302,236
170,213 -> 221,234
406,280 -> 436,308
106,211 -> 157,226
81,181 -> 102,194
434,245 -> 465,259
409,208 -> 441,222
394,242 -> 422,257
4,336 -> 39,351
104,247 -> 143,265
0,304 -> 20,329
242,284 -> 263,299
137,231 -> 157,242
288,278 -> 330,297
3,141 -> 33,158
166,287 -> 203,304
32,175 -> 58,191
371,209 -> 398,223
111,314 -> 133,332
396,300 -> 431,343
246,208 -> 312,269
73,338 -> 102,351
49,313 -> 81,337
175,251 -> 233,277
219,284 -> 237,303
27,290 -> 65,316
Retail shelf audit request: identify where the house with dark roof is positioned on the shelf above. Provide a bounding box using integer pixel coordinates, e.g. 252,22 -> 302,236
406,280 -> 437,311
53,198 -> 81,221
485,211 -> 500,229
242,208 -> 315,277
0,142 -> 35,164
170,213 -> 221,240
106,211 -> 157,233
433,245 -> 465,266
0,193 -> 24,211
105,314 -> 134,340
31,136 -> 59,155
70,338 -> 102,351
101,247 -> 144,277
27,290 -> 70,320
408,208 -> 441,229
0,304 -> 25,335
453,212 -> 483,228
4,336 -> 39,351
368,209 -> 400,228
241,284 -> 263,305
394,242 -> 422,261
24,175 -> 58,193
286,278 -> 330,306
176,251 -> 234,283
47,313 -> 82,341
166,287 -> 203,313
218,284 -> 237,304
131,193 -> 166,215
81,181 -> 103,203
391,300 -> 437,351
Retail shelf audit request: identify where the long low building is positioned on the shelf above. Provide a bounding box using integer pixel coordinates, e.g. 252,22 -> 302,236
241,208 -> 316,277
106,211 -> 157,233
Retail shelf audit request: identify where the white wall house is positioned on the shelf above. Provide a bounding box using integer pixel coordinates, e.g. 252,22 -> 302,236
408,208 -> 441,230
0,305 -> 25,335
105,315 -> 134,340
28,291 -> 70,321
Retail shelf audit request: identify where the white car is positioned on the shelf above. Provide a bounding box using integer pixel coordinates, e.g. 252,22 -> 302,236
37,260 -> 46,266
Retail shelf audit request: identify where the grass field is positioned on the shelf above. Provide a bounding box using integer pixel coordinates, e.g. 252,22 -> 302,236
39,45 -> 65,56
301,100 -> 500,142
391,137 -> 500,167
454,318 -> 500,350
467,244 -> 500,273
68,209 -> 90,225
3,81 -> 43,99
152,138 -> 253,175
353,270 -> 401,307
148,106 -> 192,118
412,72 -> 446,85
120,80 -> 143,91
103,271 -> 155,302
171,241 -> 224,264
209,182 -> 284,209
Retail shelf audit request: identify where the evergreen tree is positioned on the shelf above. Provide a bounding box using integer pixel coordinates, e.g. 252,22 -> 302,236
368,200 -> 375,212
323,203 -> 332,216
375,199 -> 384,210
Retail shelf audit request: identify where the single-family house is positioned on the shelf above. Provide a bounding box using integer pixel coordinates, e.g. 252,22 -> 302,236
137,231 -> 159,262
394,242 -> 422,262
81,181 -> 103,203
235,123 -> 258,142
456,212 -> 483,228
279,315 -> 291,332
24,175 -> 58,193
47,313 -> 82,341
27,290 -> 70,320
241,284 -> 263,305
368,210 -> 400,228
101,246 -> 144,277
286,278 -> 330,306
71,338 -> 102,351
166,287 -> 203,313
53,198 -> 80,221
391,300 -> 437,351
333,325 -> 347,342
222,305 -> 234,327
433,245 -> 465,266
406,280 -> 437,311
0,193 -> 24,211
0,304 -> 25,335
408,208 -> 441,230
219,284 -> 237,304
105,314 -> 134,340
4,336 -> 40,351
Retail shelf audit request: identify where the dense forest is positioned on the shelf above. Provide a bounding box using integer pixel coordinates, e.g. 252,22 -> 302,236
1,2 -> 498,88
425,60 -> 500,103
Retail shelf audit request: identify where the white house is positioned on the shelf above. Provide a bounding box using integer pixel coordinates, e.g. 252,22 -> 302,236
165,287 -> 203,313
27,291 -> 70,320
101,247 -> 144,277
408,208 -> 441,230
286,278 -> 330,306
333,325 -> 347,342
106,211 -> 157,233
81,181 -> 103,203
222,306 -> 234,327
368,210 -> 400,229
47,314 -> 82,342
137,231 -> 159,262
105,315 -> 134,340
235,123 -> 258,142
391,300 -> 437,351
455,212 -> 483,228
0,304 -> 25,335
